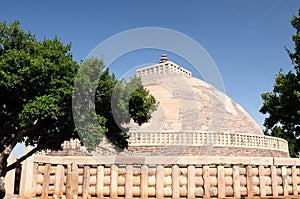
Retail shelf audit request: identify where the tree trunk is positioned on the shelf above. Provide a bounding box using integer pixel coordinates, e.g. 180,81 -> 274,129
0,175 -> 6,198
0,162 -> 7,198
0,145 -> 13,199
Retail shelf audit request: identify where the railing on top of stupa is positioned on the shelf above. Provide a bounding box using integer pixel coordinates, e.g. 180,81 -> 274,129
128,130 -> 289,152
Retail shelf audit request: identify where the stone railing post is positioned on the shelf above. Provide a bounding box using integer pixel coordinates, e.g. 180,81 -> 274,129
82,165 -> 90,199
271,165 -> 278,197
5,156 -> 17,196
223,133 -> 226,145
110,165 -> 118,198
41,164 -> 51,198
187,165 -> 195,198
232,165 -> 240,198
154,133 -> 157,145
96,165 -> 104,198
201,132 -> 205,144
125,165 -> 133,198
141,165 -> 148,198
172,165 -> 180,199
246,165 -> 253,198
282,166 -> 288,196
19,146 -> 35,198
54,164 -> 64,198
259,165 -> 266,197
292,166 -> 298,195
203,166 -> 210,199
217,165 -> 225,198
65,163 -> 79,199
156,165 -> 164,198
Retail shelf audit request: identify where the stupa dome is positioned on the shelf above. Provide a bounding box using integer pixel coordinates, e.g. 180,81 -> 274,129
125,54 -> 289,157
130,74 -> 262,135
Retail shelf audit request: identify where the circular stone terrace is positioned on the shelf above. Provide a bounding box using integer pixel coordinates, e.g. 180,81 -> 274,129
125,55 -> 289,157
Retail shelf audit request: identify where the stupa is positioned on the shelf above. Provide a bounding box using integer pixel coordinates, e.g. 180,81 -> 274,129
9,55 -> 299,199
125,54 -> 289,157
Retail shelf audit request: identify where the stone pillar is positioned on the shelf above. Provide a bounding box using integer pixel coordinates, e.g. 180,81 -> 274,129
282,166 -> 288,196
271,165 -> 278,197
203,166 -> 210,199
30,163 -> 38,197
65,163 -> 79,199
156,165 -> 164,198
82,165 -> 90,199
232,166 -> 240,198
246,165 -> 253,198
110,165 -> 118,198
187,165 -> 195,199
5,156 -> 17,195
125,165 -> 133,198
96,165 -> 104,198
172,165 -> 180,199
292,166 -> 298,195
41,164 -> 51,198
217,165 -> 225,198
259,165 -> 266,197
54,164 -> 64,197
19,146 -> 35,198
140,165 -> 148,198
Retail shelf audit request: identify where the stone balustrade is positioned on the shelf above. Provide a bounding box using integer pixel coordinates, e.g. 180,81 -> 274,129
128,131 -> 288,153
10,155 -> 300,199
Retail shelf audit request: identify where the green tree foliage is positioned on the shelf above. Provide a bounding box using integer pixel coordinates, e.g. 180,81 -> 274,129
0,21 -> 157,197
0,20 -> 79,197
107,74 -> 157,148
260,10 -> 300,157
72,58 -> 108,152
75,58 -> 157,150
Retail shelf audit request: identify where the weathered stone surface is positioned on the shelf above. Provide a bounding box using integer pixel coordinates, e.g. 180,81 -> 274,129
115,156 -> 145,165
93,136 -> 121,156
125,59 -> 289,157
274,157 -> 298,166
47,149 -> 92,156
125,146 -> 289,157
129,73 -> 263,135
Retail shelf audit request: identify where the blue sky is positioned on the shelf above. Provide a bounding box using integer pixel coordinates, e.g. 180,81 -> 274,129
2,1 -> 300,155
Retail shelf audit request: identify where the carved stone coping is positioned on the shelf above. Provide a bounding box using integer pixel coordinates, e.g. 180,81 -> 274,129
32,155 -> 300,166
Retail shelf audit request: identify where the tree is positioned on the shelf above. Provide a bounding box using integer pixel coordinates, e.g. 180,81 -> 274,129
74,58 -> 157,151
0,20 -> 79,197
0,21 -> 157,197
260,9 -> 300,157
98,69 -> 157,149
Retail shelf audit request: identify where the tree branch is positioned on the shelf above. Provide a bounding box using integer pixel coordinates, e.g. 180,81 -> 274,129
5,132 -> 67,173
5,145 -> 42,173
10,125 -> 40,148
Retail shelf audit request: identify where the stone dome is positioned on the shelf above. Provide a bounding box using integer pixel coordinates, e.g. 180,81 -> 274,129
126,54 -> 289,157
130,74 -> 263,134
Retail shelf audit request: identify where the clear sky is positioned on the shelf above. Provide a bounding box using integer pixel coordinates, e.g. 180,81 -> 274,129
2,1 -> 300,155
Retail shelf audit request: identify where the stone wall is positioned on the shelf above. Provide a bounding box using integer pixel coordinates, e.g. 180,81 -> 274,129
9,155 -> 300,199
